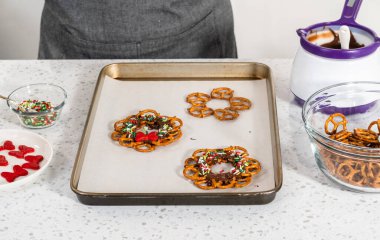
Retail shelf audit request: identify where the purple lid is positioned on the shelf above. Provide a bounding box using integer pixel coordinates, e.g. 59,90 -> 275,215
297,0 -> 380,59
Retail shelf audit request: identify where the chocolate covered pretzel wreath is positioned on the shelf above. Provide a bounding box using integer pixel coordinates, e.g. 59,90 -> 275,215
186,87 -> 252,121
111,109 -> 183,152
183,146 -> 261,190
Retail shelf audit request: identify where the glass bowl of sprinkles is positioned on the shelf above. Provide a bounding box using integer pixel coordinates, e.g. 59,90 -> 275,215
7,83 -> 67,129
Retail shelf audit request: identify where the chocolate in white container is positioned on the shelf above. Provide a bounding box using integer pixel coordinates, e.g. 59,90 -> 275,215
290,0 -> 380,111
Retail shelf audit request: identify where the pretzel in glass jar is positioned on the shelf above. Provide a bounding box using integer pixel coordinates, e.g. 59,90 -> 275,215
368,119 -> 380,135
336,160 -> 366,186
321,114 -> 380,188
324,113 -> 348,135
325,114 -> 380,147
353,128 -> 379,144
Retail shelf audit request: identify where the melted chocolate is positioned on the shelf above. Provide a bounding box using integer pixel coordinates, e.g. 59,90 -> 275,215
206,172 -> 234,186
321,28 -> 364,49
199,149 -> 241,186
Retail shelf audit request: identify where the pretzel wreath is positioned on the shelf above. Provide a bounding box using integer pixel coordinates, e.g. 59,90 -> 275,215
186,87 -> 252,121
111,109 -> 183,152
183,146 -> 261,190
320,113 -> 380,188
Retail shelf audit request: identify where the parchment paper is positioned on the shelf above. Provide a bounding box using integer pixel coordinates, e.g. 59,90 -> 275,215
77,77 -> 275,193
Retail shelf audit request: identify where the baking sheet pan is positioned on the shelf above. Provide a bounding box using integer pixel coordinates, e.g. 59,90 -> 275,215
71,62 -> 282,205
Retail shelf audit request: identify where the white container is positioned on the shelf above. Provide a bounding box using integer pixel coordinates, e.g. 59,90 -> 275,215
290,0 -> 380,104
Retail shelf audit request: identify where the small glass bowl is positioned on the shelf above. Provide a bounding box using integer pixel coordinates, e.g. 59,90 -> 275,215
7,83 -> 67,129
302,82 -> 380,192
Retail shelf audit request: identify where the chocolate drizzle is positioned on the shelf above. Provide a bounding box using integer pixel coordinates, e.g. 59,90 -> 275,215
206,172 -> 234,186
196,149 -> 245,186
321,28 -> 364,49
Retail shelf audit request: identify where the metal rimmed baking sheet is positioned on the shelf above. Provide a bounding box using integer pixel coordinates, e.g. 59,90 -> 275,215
71,62 -> 282,205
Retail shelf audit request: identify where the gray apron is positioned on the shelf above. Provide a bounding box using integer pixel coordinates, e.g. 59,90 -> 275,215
38,0 -> 237,59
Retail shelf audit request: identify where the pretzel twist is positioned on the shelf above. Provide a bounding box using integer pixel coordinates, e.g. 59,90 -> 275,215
329,130 -> 352,142
244,158 -> 262,176
193,149 -> 209,157
187,106 -> 214,118
347,136 -> 367,147
137,109 -> 159,118
195,179 -> 217,190
186,93 -> 211,105
235,176 -> 252,188
111,131 -> 124,141
368,119 -> 380,135
364,163 -> 380,187
336,160 -> 366,186
229,97 -> 252,111
211,87 -> 234,100
118,137 -> 135,148
353,128 -> 379,144
169,117 -> 183,131
134,142 -> 156,152
324,113 -> 348,135
214,108 -> 239,121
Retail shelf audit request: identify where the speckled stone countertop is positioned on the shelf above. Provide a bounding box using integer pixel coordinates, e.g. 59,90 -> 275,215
0,60 -> 378,240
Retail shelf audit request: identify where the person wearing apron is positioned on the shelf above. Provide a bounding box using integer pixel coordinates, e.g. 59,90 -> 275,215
38,0 -> 237,59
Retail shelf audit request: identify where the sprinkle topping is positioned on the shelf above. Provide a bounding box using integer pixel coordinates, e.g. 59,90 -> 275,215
121,114 -> 173,141
17,99 -> 53,113
197,149 -> 249,176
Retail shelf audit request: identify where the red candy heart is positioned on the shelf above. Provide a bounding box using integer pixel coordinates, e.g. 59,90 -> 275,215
135,132 -> 159,142
22,162 -> 40,170
1,165 -> 29,183
13,165 -> 28,176
135,132 -> 149,142
18,145 -> 35,154
3,140 -> 15,150
0,146 -> 4,151
148,132 -> 159,141
0,155 -> 8,166
24,155 -> 44,163
8,151 -> 24,159
1,172 -> 17,182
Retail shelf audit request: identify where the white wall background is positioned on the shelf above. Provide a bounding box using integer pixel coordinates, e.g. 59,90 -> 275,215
1,0 -> 380,59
